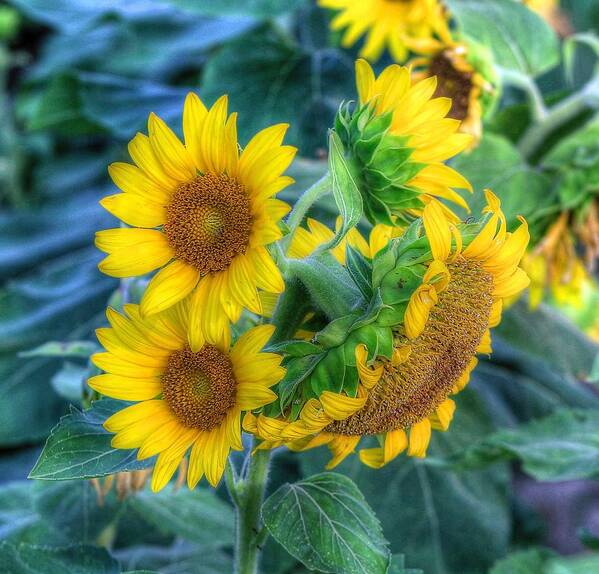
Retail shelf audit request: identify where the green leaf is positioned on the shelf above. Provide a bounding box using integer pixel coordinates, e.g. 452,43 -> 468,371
19,340 -> 99,359
450,409 -> 599,481
50,362 -> 87,402
163,0 -> 301,17
450,134 -> 556,236
496,300 -> 599,381
310,345 -> 358,396
321,131 -> 364,252
0,542 -> 119,574
448,0 -> 559,77
302,389 -> 511,574
278,354 -> 324,413
201,25 -> 355,156
263,472 -> 390,574
29,400 -> 152,480
0,482 -> 38,542
127,486 -> 234,547
489,548 -> 555,574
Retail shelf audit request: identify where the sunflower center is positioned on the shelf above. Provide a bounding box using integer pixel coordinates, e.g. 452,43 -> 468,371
429,53 -> 473,121
327,258 -> 494,435
161,346 -> 237,430
164,174 -> 253,274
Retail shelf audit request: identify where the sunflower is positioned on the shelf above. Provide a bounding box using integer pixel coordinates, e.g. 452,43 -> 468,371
88,301 -> 285,492
335,59 -> 473,226
246,191 -> 530,468
95,93 -> 296,350
411,41 -> 497,146
288,217 -> 403,263
319,0 -> 451,63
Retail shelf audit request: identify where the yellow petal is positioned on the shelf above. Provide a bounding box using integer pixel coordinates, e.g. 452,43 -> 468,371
97,230 -> 173,277
108,162 -> 171,205
236,383 -> 277,410
87,374 -> 162,401
408,418 -> 432,458
100,193 -> 165,228
354,344 -> 383,389
183,92 -> 208,172
423,200 -> 451,261
148,112 -> 196,182
140,260 -> 200,317
404,283 -> 438,339
320,391 -> 366,421
104,400 -> 169,432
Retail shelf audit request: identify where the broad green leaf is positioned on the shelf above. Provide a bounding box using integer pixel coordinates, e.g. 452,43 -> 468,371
50,362 -> 88,401
451,134 -> 555,237
33,480 -> 123,544
302,389 -> 511,574
322,131 -> 363,252
19,340 -> 99,359
450,409 -> 599,481
491,548 -> 599,574
29,72 -> 189,139
0,482 -> 38,542
263,472 -> 390,574
0,542 -> 119,574
448,0 -> 559,76
489,548 -> 555,574
496,300 -> 599,381
29,399 -> 152,480
201,25 -> 355,156
128,486 -> 234,547
163,0 -> 301,17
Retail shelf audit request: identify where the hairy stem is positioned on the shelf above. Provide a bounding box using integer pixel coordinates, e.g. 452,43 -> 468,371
232,445 -> 271,574
518,75 -> 599,160
283,172 -> 331,250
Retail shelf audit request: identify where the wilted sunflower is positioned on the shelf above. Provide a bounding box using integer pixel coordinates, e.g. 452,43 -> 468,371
319,0 -> 451,63
335,59 -> 473,226
246,191 -> 530,468
411,41 -> 498,146
95,93 -> 295,350
88,301 -> 284,491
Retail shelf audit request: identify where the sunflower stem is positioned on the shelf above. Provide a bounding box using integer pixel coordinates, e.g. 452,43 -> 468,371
283,172 -> 332,251
517,75 -> 599,161
233,444 -> 271,574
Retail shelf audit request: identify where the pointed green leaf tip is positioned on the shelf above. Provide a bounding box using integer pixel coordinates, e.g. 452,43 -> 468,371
262,472 -> 390,574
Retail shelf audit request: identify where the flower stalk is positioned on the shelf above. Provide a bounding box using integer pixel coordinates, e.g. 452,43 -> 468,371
230,444 -> 271,574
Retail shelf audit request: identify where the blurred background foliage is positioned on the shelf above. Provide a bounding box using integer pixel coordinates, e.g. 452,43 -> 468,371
1,1 -> 599,573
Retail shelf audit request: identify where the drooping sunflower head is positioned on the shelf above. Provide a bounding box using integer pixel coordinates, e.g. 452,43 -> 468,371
319,0 -> 451,63
96,93 -> 296,350
334,59 -> 473,226
245,191 -> 530,469
411,40 -> 499,146
88,300 -> 284,492
522,119 -> 599,308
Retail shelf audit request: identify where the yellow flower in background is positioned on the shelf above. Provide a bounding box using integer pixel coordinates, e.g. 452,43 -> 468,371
411,42 -> 497,146
88,302 -> 284,492
288,217 -> 403,263
319,0 -> 451,63
348,59 -> 473,223
96,93 -> 296,350
522,0 -> 571,35
247,191 -> 530,468
523,212 -> 591,309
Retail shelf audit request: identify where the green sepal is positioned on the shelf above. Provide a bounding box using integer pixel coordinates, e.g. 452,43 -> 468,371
277,354 -> 324,414
380,264 -> 426,306
311,346 -> 359,396
267,340 -> 322,358
345,245 -> 374,301
376,303 -> 407,327
315,314 -> 359,349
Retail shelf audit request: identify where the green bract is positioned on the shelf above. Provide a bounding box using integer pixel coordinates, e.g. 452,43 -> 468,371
335,103 -> 427,226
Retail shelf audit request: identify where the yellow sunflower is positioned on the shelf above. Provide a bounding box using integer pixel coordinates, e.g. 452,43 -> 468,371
337,59 -> 473,225
95,93 -> 296,350
88,301 -> 285,492
319,0 -> 451,63
411,42 -> 497,146
246,191 -> 530,468
288,218 -> 403,263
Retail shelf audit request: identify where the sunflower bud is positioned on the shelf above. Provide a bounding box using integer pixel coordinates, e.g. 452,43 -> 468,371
333,59 -> 473,227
